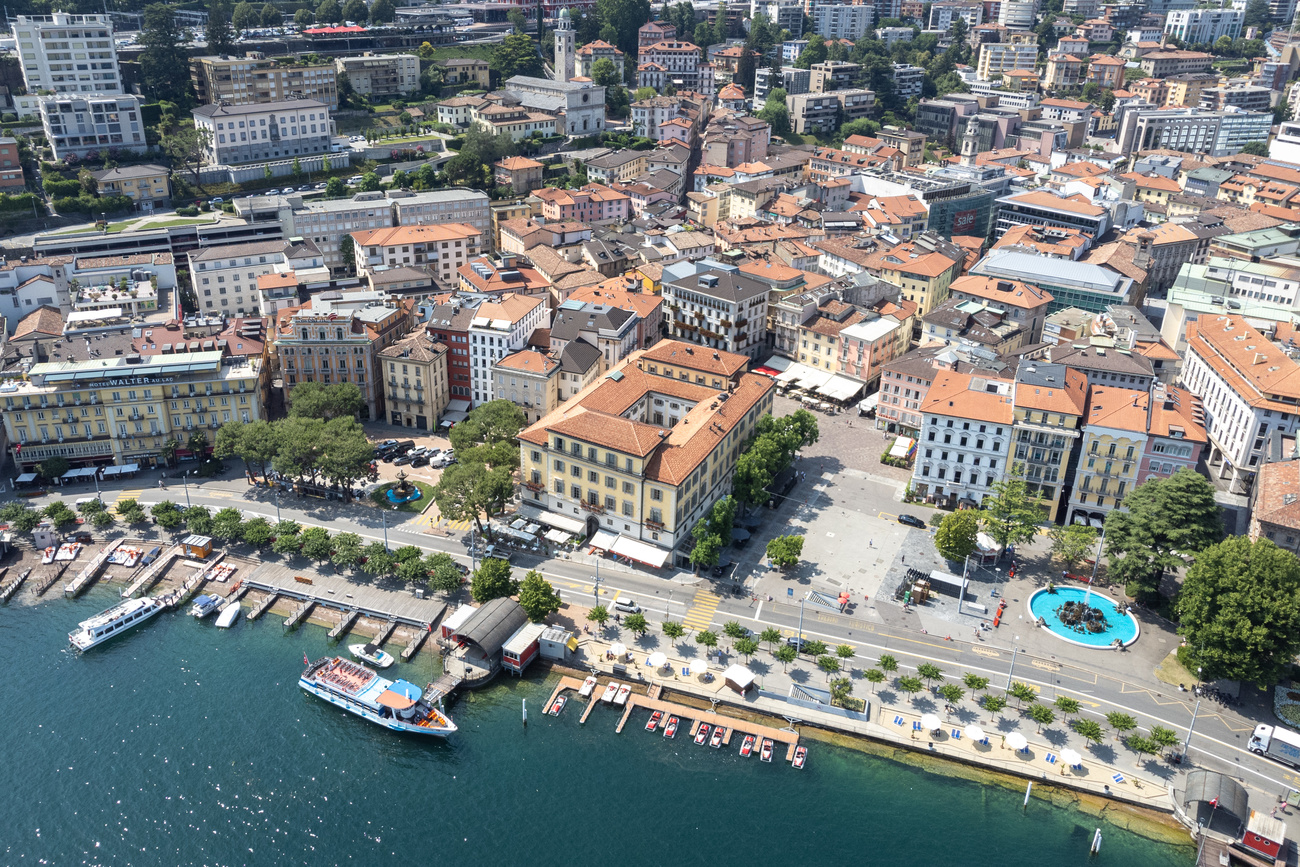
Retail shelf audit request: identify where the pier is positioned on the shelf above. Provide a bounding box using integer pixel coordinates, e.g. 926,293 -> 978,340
283,599 -> 315,630
248,591 -> 278,621
64,540 -> 122,598
327,609 -> 360,641
371,618 -> 397,646
400,624 -> 433,661
34,562 -> 69,596
243,562 -> 447,629
424,672 -> 463,703
225,581 -> 250,604
120,545 -> 180,598
0,567 -> 28,603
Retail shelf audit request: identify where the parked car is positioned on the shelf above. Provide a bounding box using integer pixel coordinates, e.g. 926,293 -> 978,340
393,452 -> 417,466
315,182 -> 328,189
785,636 -> 813,652
430,449 -> 456,468
208,197 -> 224,205
374,439 -> 399,451
264,188 -> 279,195
410,454 -> 430,468
897,514 -> 927,529
298,184 -> 312,191
346,175 -> 363,185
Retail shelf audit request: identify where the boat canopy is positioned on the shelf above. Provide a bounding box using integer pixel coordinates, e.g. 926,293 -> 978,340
376,679 -> 423,710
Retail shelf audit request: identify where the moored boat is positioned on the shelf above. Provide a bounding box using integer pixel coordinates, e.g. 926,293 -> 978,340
69,596 -> 164,651
664,716 -> 678,738
549,695 -> 567,716
740,734 -> 756,756
760,737 -> 774,762
695,724 -> 710,745
600,682 -> 618,703
792,745 -> 807,769
614,683 -> 631,706
215,601 -> 241,628
579,675 -> 597,697
41,546 -> 55,564
645,710 -> 662,732
189,594 -> 225,618
710,726 -> 725,748
299,656 -> 456,736
348,642 -> 395,669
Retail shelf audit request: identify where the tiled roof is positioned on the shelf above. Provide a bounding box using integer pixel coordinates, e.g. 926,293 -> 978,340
11,305 -> 63,340
1185,315 -> 1300,412
495,348 -> 559,375
950,274 -> 1053,308
919,370 -> 1015,425
1252,460 -> 1300,532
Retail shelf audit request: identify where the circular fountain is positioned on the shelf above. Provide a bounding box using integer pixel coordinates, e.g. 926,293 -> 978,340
1027,585 -> 1139,649
385,470 -> 423,505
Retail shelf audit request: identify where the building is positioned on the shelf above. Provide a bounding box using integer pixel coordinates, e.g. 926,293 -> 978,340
39,94 -> 146,161
274,292 -> 414,420
994,189 -> 1111,240
12,14 -> 121,97
427,300 -> 477,400
1249,458 -> 1300,555
638,41 -> 716,97
972,249 -> 1136,312
859,233 -> 967,317
809,3 -> 876,40
550,300 -> 639,369
661,264 -> 771,360
892,64 -> 925,100
875,345 -> 1009,435
566,280 -> 664,350
1137,50 -> 1212,78
474,102 -> 558,141
493,348 -> 562,424
351,223 -> 483,287
1163,9 -> 1242,44
90,164 -> 169,209
335,54 -> 419,98
192,99 -> 332,166
948,275 -> 1054,343
506,75 -> 607,136
379,330 -> 450,431
1116,106 -> 1274,158
1181,314 -> 1300,494
930,2 -> 984,31
787,90 -> 876,135
576,40 -> 625,81
516,341 -> 773,565
191,55 -> 338,109
1200,86 -> 1272,114
810,60 -> 862,93
533,184 -> 630,224
469,293 -> 548,405
977,42 -> 1038,81
638,20 -> 677,51
188,238 -> 327,317
0,138 -> 22,190
1012,360 -> 1089,522
837,307 -> 915,390
553,8 -> 576,82
494,156 -> 545,195
911,369 -> 1016,507
441,58 -> 491,89
585,150 -> 648,184
998,0 -> 1038,29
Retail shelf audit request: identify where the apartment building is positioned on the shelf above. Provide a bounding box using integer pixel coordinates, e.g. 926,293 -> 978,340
576,40 -> 626,81
836,301 -> 917,390
810,60 -> 862,93
39,94 -> 146,161
1163,8 -> 1242,43
441,58 -> 490,89
533,184 -> 630,224
12,13 -> 120,96
948,275 -> 1054,343
1249,458 -> 1300,554
90,164 -> 169,208
1011,361 -> 1088,522
661,265 -> 771,360
1116,106 -> 1274,158
191,55 -> 337,109
427,300 -> 478,400
994,189 -> 1111,240
378,330 -> 450,431
335,54 -> 419,98
350,223 -> 483,287
469,293 -> 548,406
493,349 -> 562,425
637,41 -> 717,97
0,138 -> 22,190
192,99 -> 332,166
188,239 -> 328,317
516,341 -> 773,566
1138,50 -> 1212,77
911,370 -> 1016,507
977,42 -> 1038,81
809,4 -> 875,40
550,300 -> 639,369
860,233 -> 967,316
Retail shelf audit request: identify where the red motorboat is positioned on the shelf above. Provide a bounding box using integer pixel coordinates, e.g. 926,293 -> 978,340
740,734 -> 756,757
695,724 -> 710,745
664,716 -> 679,738
760,737 -> 774,762
549,695 -> 566,716
792,745 -> 807,769
645,710 -> 663,732
710,726 -> 725,748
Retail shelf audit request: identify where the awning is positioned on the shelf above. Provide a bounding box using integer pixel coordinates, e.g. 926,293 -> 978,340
723,664 -> 755,692
859,393 -> 880,413
752,366 -> 783,377
520,507 -> 587,536
439,410 -> 469,426
545,528 -> 572,544
15,473 -> 36,483
611,535 -> 670,568
759,355 -> 793,373
818,374 -> 865,401
61,467 -> 97,480
589,529 -> 618,551
776,361 -> 835,390
889,436 -> 915,460
446,399 -> 471,412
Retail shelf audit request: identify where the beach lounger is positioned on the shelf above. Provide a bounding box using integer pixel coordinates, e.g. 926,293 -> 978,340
893,715 -> 905,726
1045,754 -> 1056,765
951,729 -> 961,740
1112,773 -> 1125,784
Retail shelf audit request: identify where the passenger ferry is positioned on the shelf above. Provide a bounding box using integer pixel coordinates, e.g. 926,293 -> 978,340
299,656 -> 457,737
69,596 -> 164,651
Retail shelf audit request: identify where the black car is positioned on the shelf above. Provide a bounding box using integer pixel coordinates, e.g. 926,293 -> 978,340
785,636 -> 812,652
410,454 -> 430,468
898,514 -> 927,529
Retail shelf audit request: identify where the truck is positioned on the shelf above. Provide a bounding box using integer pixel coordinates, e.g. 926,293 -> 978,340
1249,723 -> 1300,768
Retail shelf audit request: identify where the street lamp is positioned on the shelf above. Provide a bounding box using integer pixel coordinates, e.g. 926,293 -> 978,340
1182,697 -> 1201,760
274,489 -> 281,523
182,470 -> 191,509
1006,637 -> 1020,690
591,569 -> 603,609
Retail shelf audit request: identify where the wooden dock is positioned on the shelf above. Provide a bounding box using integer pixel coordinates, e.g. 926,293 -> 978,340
400,623 -> 432,661
247,591 -> 278,621
120,545 -> 180,598
328,609 -> 360,641
0,567 -> 27,603
283,599 -> 315,630
425,672 -> 463,703
64,540 -> 122,598
34,563 -> 69,596
243,562 -> 446,628
372,618 -> 397,646
226,581 -> 250,604
614,693 -> 800,760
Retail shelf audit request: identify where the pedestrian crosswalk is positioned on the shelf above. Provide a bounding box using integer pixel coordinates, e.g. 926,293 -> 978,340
681,589 -> 722,632
407,508 -> 473,533
107,488 -> 144,512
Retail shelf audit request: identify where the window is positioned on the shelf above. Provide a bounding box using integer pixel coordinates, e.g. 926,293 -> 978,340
650,487 -> 663,501
554,459 -> 565,472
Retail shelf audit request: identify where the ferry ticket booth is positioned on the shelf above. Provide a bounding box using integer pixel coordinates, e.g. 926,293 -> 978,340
182,535 -> 214,559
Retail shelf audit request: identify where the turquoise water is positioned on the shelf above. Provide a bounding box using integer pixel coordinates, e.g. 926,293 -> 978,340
1,588 -> 1190,866
1030,587 -> 1140,648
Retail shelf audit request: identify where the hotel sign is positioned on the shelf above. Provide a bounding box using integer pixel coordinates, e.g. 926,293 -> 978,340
99,376 -> 176,387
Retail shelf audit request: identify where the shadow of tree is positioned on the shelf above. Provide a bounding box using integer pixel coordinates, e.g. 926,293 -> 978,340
749,660 -> 771,675
1142,759 -> 1176,781
878,688 -> 897,704
994,717 -> 1019,732
789,668 -> 810,683
1087,743 -> 1117,764
1043,728 -> 1069,748
637,634 -> 661,649
912,696 -> 936,713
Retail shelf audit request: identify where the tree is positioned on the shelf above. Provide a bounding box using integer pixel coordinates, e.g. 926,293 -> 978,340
836,644 -> 854,662
766,534 -> 804,568
1027,703 -> 1056,732
935,510 -> 979,561
242,517 -> 273,548
158,126 -> 213,188
734,37 -> 757,93
694,22 -> 711,47
689,521 -> 723,569
37,456 -> 70,481
1243,0 -> 1271,28
980,475 -> 1046,550
897,675 -> 924,702
879,654 -> 899,678
141,4 -> 191,105
1054,696 -> 1080,721
1151,725 -> 1180,756
491,33 -> 545,80
43,501 -> 77,528
426,552 -> 464,594
830,676 -> 853,707
260,3 -> 282,26
1177,536 -> 1300,686
297,527 -> 331,562
151,501 -> 184,531
590,57 -> 620,89
963,673 -> 989,695
272,527 -> 303,556
359,171 -> 380,192
1126,734 -> 1157,762
695,630 -> 719,652
183,506 -> 212,535
1105,711 -> 1137,741
325,177 -> 347,198
713,0 -> 729,44
1073,718 -> 1104,745
624,612 -> 649,637
206,1 -> 239,56
210,507 -> 244,542
115,499 -> 147,527
433,462 -> 513,540
758,87 -> 791,137
1009,681 -> 1036,708
588,605 -> 609,627
864,668 -> 885,692
294,8 -> 315,27
723,620 -> 748,644
370,0 -> 396,23
361,542 -> 394,576
593,0 -> 651,56
817,655 -> 841,678
802,639 -> 827,658
917,662 -> 943,691
734,637 -> 758,660
317,0 -> 343,24
289,381 -> 364,420
1048,524 -> 1098,571
774,643 -> 797,671
982,693 -> 1007,719
759,627 -> 782,651
471,557 -> 516,602
662,620 -> 685,641
91,510 -> 115,530
939,683 -> 964,708
794,34 -> 828,68
1240,140 -> 1269,156
517,569 -> 562,621
233,1 -> 259,30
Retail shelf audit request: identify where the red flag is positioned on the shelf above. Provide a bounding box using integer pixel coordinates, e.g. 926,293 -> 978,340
1209,797 -> 1219,807
303,653 -> 309,666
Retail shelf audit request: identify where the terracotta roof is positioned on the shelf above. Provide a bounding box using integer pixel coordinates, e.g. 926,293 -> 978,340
353,223 -> 480,246
1185,315 -> 1300,413
1002,190 -> 1107,217
11,305 -> 63,340
1252,460 -> 1300,533
862,239 -> 965,279
1014,365 -> 1088,415
568,281 -> 664,319
496,156 -> 544,171
495,348 -> 559,375
1120,172 -> 1182,193
950,275 -> 1053,309
919,370 -> 1015,425
639,341 -> 749,378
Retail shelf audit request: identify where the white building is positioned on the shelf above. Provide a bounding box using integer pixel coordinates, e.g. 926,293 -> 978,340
187,239 -> 328,317
192,99 -> 332,167
1163,9 -> 1243,44
911,370 -> 1016,507
998,0 -> 1039,29
893,64 -> 925,100
661,263 -> 771,360
809,4 -> 876,41
39,94 -> 145,161
334,54 -> 420,98
553,8 -> 576,82
469,293 -> 548,406
505,75 -> 606,136
929,2 -> 984,31
12,14 -> 121,98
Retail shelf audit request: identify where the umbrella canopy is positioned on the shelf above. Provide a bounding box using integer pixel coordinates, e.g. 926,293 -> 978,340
964,724 -> 986,741
1060,748 -> 1082,766
610,642 -> 627,656
1005,732 -> 1028,751
688,658 -> 709,674
647,651 -> 667,668
920,713 -> 943,731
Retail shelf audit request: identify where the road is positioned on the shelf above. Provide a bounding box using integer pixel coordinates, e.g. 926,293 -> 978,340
19,470 -> 1300,805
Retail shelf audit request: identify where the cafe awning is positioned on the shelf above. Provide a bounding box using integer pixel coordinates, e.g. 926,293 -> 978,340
520,507 -> 587,536
817,374 -> 865,402
14,473 -> 36,484
611,535 -> 670,568
545,528 -> 571,544
589,529 -> 618,551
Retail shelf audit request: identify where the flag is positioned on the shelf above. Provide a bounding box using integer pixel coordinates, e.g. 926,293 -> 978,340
1209,797 -> 1219,807
303,653 -> 309,666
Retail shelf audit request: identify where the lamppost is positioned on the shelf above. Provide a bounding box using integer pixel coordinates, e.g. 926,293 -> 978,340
1182,697 -> 1202,760
274,489 -> 281,523
959,554 -> 970,615
381,509 -> 389,552
182,470 -> 191,509
1006,637 -> 1020,690
796,593 -> 806,649
591,568 -> 602,608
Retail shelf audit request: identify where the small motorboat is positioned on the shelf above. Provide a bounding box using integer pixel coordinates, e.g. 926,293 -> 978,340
645,710 -> 663,732
189,594 -> 224,618
41,546 -> 55,564
549,695 -> 567,716
664,716 -> 678,738
740,734 -> 755,757
348,643 -> 395,669
579,675 -> 598,697
760,738 -> 774,762
792,745 -> 808,769
601,682 -> 619,703
614,683 -> 631,706
215,602 -> 241,628
695,724 -> 710,745
710,726 -> 725,748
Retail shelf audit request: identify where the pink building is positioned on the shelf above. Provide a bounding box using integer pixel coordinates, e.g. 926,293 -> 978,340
1137,384 -> 1207,484
837,299 -> 917,389
534,183 -> 630,224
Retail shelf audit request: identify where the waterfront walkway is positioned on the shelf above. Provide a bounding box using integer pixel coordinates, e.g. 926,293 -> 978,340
244,562 -> 445,627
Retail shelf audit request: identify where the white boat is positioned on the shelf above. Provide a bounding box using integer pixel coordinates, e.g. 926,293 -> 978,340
349,642 -> 395,669
600,682 -> 619,703
614,683 -> 631,706
300,656 -> 456,737
215,601 -> 241,628
41,546 -> 55,564
579,675 -> 598,697
189,594 -> 225,618
69,596 -> 164,650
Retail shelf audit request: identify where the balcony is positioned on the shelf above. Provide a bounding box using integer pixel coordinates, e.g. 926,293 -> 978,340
579,500 -> 605,514
645,518 -> 664,530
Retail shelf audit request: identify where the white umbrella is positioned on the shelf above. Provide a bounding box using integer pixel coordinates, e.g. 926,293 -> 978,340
610,643 -> 627,657
964,724 -> 986,742
688,658 -> 709,674
1005,732 -> 1028,751
647,651 -> 667,668
1060,748 -> 1082,766
920,713 -> 943,731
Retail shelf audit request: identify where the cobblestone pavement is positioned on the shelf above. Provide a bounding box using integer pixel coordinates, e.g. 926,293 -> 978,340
773,394 -> 913,485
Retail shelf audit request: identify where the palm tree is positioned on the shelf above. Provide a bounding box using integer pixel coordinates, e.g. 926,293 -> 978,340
1027,703 -> 1056,733
1053,696 -> 1080,722
963,672 -> 989,695
1009,681 -> 1036,709
1072,718 -> 1104,745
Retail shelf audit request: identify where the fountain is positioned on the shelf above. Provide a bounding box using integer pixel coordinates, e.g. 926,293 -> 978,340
385,470 -> 423,505
1027,585 -> 1139,649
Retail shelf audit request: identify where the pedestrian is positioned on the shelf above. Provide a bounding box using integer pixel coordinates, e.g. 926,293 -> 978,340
869,539 -> 874,548
901,554 -> 906,564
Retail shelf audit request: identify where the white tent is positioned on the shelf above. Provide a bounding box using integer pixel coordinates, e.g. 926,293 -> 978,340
723,664 -> 755,694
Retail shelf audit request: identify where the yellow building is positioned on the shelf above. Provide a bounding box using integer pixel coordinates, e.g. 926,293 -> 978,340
91,164 -> 170,207
517,341 -> 773,566
1011,361 -> 1088,523
378,330 -> 450,431
861,235 -> 967,317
